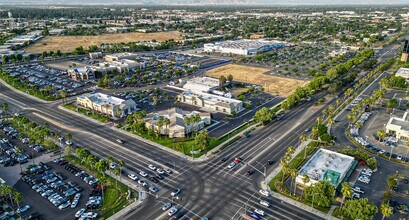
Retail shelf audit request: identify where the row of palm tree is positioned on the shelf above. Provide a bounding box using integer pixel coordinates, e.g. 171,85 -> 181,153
0,185 -> 23,217
183,114 -> 202,136
157,116 -> 171,136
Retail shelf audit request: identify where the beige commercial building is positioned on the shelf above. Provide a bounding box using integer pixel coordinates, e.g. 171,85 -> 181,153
386,111 -> 409,140
144,108 -> 211,138
77,92 -> 137,118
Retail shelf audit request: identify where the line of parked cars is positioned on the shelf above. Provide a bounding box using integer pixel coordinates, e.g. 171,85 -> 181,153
0,138 -> 29,166
126,163 -> 173,193
357,168 -> 373,184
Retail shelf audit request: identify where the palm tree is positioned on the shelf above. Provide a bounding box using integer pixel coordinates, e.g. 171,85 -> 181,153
13,192 -> 22,218
114,167 -> 120,188
15,147 -> 23,174
300,134 -> 308,159
336,99 -> 341,107
107,156 -> 114,176
355,121 -> 363,129
1,103 -> 9,117
316,117 -> 323,126
302,174 -> 310,192
164,118 -> 170,134
347,113 -> 355,125
291,169 -> 298,195
377,130 -> 386,143
157,116 -> 164,135
340,182 -> 353,209
60,90 -> 67,105
380,203 -> 393,220
118,160 -> 125,182
328,118 -> 335,127
65,133 -> 72,142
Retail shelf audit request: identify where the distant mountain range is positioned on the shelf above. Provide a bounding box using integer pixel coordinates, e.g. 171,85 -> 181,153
0,0 -> 408,5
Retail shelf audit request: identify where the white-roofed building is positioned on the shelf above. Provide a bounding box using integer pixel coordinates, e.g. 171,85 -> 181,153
296,148 -> 356,188
144,108 -> 211,138
204,39 -> 286,56
386,111 -> 409,140
396,68 -> 409,81
77,92 -> 137,118
177,90 -> 243,115
104,52 -> 139,62
183,77 -> 220,93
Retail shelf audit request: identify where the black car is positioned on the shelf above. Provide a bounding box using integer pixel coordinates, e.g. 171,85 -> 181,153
246,170 -> 254,176
267,160 -> 275,165
403,179 -> 409,184
150,177 -> 159,183
156,175 -> 164,180
221,157 -> 229,162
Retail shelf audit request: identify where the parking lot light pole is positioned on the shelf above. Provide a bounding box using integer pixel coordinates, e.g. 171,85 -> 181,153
389,146 -> 394,160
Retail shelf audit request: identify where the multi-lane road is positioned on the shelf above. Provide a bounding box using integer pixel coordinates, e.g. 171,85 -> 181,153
0,37 -> 405,220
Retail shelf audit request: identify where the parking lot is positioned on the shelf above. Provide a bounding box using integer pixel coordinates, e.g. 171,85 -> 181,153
4,63 -> 91,97
13,158 -> 100,220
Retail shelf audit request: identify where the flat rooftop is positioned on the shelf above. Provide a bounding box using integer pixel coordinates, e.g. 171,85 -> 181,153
206,39 -> 286,50
396,68 -> 409,77
183,77 -> 220,93
387,111 -> 409,132
298,148 -> 355,186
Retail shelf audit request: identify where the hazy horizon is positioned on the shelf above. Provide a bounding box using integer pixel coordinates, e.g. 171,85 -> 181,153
1,0 -> 409,6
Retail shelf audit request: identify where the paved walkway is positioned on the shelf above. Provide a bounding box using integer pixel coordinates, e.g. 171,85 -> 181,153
260,139 -> 340,220
105,171 -> 145,220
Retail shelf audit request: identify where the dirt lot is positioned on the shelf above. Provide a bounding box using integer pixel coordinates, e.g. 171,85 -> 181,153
26,31 -> 182,53
45,60 -> 88,70
205,64 -> 309,97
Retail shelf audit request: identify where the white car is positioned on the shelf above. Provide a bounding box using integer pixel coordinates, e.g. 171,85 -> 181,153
116,139 -> 123,144
148,164 -> 157,170
16,205 -> 30,214
254,209 -> 265,216
109,163 -> 117,169
75,208 -> 86,218
165,169 -> 173,174
259,190 -> 270,197
149,186 -> 159,193
128,174 -> 138,181
58,201 -> 71,210
168,207 -> 178,216
162,203 -> 172,211
156,168 -> 165,174
227,162 -> 236,169
138,180 -> 147,187
260,200 -> 270,207
353,187 -> 365,194
171,188 -> 181,197
65,140 -> 73,146
81,212 -> 98,218
139,171 -> 148,177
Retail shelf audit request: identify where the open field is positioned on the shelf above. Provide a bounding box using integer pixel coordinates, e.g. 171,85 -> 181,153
25,31 -> 182,53
205,64 -> 309,97
45,60 -> 88,70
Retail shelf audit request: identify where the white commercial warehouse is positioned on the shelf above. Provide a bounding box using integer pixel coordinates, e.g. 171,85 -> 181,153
296,148 -> 356,187
204,39 -> 286,55
396,68 -> 409,82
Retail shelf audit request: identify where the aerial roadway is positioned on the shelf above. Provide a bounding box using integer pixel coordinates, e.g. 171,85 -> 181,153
0,39 -> 403,219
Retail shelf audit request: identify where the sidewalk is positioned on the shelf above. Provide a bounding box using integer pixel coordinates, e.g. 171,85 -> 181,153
105,170 -> 145,220
260,139 -> 340,220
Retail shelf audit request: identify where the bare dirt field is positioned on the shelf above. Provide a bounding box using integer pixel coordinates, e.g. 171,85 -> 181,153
45,60 -> 87,70
25,31 -> 182,53
205,64 -> 309,97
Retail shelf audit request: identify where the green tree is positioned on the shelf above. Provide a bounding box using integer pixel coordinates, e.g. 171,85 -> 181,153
12,191 -> 22,217
341,198 -> 378,220
218,75 -> 227,86
195,130 -> 209,151
227,74 -> 233,83
304,181 -> 335,208
254,107 -> 274,125
340,182 -> 353,209
380,203 -> 393,220
366,157 -> 378,170
377,130 -> 386,143
387,175 -> 398,190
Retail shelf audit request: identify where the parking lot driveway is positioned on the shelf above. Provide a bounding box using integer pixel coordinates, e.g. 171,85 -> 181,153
0,153 -> 55,186
14,161 -> 93,220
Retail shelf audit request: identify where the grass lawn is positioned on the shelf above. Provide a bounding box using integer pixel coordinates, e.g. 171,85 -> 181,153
128,121 -> 253,158
65,155 -> 134,220
267,142 -> 331,213
99,188 -> 130,220
64,102 -> 112,123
